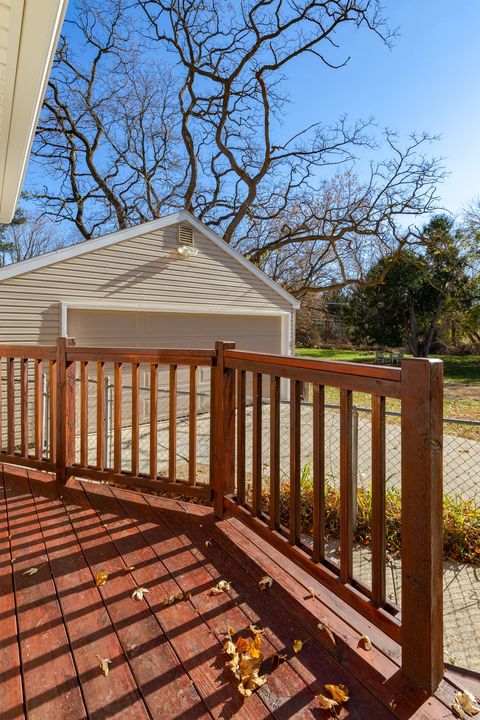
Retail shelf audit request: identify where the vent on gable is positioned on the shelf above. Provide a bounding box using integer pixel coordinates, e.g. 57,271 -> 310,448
178,225 -> 194,246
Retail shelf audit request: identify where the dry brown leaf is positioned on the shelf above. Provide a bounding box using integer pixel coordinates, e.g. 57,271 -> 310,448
224,626 -> 268,697
132,587 -> 149,601
163,591 -> 191,606
318,622 -> 336,645
389,699 -> 397,710
293,639 -> 305,654
258,575 -> 273,591
205,540 -> 212,547
271,652 -> 287,670
211,579 -> 231,595
308,587 -> 316,598
95,569 -> 108,587
23,567 -> 38,576
455,690 -> 480,716
97,655 -> 112,677
125,565 -> 135,572
358,634 -> 372,651
452,703 -> 464,718
317,694 -> 339,713
325,684 -> 349,703
249,624 -> 264,636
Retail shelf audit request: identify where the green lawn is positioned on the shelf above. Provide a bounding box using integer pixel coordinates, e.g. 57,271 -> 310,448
296,348 -> 480,385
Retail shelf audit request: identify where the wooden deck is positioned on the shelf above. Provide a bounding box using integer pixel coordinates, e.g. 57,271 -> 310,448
0,464 -> 471,720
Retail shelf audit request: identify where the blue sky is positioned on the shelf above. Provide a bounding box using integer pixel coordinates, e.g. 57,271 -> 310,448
278,0 -> 480,216
25,0 -> 480,220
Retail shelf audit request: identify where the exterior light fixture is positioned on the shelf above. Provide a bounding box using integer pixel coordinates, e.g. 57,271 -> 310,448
177,245 -> 199,259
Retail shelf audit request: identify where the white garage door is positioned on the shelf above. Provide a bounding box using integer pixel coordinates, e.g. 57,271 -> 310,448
67,308 -> 283,353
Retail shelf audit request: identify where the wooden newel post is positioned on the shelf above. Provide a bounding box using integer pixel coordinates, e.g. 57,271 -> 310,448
211,340 -> 236,518
56,337 -> 76,485
400,358 -> 443,694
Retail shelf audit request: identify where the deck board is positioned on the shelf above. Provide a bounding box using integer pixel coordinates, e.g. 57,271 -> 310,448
0,464 -> 473,720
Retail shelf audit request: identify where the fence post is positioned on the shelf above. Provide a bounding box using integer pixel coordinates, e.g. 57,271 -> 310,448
211,340 -> 236,518
56,337 -> 76,485
401,358 -> 443,694
104,376 -> 112,468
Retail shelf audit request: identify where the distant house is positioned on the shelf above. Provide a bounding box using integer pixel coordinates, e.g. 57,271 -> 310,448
0,211 -> 299,355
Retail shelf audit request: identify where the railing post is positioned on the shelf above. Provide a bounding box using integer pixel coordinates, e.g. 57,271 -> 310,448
56,337 -> 76,485
352,405 -> 359,533
401,358 -> 443,693
211,340 -> 236,518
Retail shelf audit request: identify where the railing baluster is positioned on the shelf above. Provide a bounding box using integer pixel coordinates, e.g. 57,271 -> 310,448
252,372 -> 262,516
49,359 -> 57,463
0,358 -> 3,452
6,358 -> 14,454
169,364 -> 177,482
20,358 -> 28,457
131,362 -> 140,476
150,363 -> 158,480
269,375 -> 280,531
80,361 -> 88,467
188,365 -> 197,485
312,384 -> 325,562
372,395 -> 386,606
340,388 -> 353,583
236,369 -> 246,505
96,361 -> 105,469
113,362 -> 122,473
34,359 -> 43,459
290,378 -> 301,545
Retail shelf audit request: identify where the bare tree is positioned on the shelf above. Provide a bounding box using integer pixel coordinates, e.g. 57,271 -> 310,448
29,0 -> 445,294
0,211 -> 66,266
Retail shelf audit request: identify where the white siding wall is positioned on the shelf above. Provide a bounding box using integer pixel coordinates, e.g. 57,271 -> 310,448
0,223 -> 293,347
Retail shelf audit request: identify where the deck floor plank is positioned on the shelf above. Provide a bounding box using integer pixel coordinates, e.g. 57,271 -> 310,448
0,464 -> 470,720
61,477 -> 210,720
80,480 -> 273,720
4,467 -> 87,720
26,469 -> 152,720
106,484 -> 321,720
0,470 -> 25,720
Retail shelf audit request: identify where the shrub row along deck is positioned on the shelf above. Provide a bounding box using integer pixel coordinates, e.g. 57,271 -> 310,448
0,338 -> 465,719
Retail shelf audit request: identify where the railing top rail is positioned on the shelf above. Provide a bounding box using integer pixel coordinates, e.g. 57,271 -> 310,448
66,346 -> 216,366
224,349 -> 402,381
224,349 -> 403,397
0,344 -> 57,360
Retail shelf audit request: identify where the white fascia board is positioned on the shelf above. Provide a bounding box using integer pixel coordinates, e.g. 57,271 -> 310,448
0,0 -> 69,223
0,209 -> 300,309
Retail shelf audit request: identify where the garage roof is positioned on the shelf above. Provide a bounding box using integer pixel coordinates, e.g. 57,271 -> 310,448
0,210 -> 300,309
0,0 -> 68,223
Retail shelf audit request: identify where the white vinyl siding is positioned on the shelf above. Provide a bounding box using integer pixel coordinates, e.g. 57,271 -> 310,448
0,223 -> 294,349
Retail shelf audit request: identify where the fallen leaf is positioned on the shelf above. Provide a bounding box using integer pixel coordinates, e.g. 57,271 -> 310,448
308,587 -> 316,598
455,690 -> 480,716
125,565 -> 135,572
224,626 -> 268,697
318,622 -> 336,645
97,655 -> 112,676
317,694 -> 339,713
249,624 -> 264,636
293,639 -> 305,654
23,567 -> 38,576
211,579 -> 231,595
325,684 -> 349,703
452,703 -> 464,718
8,533 -> 12,540
205,540 -> 212,548
95,569 -> 108,587
258,575 -> 273,591
358,634 -> 372,651
163,591 -> 191,605
271,652 -> 287,669
132,587 -> 149,601
389,699 -> 397,710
